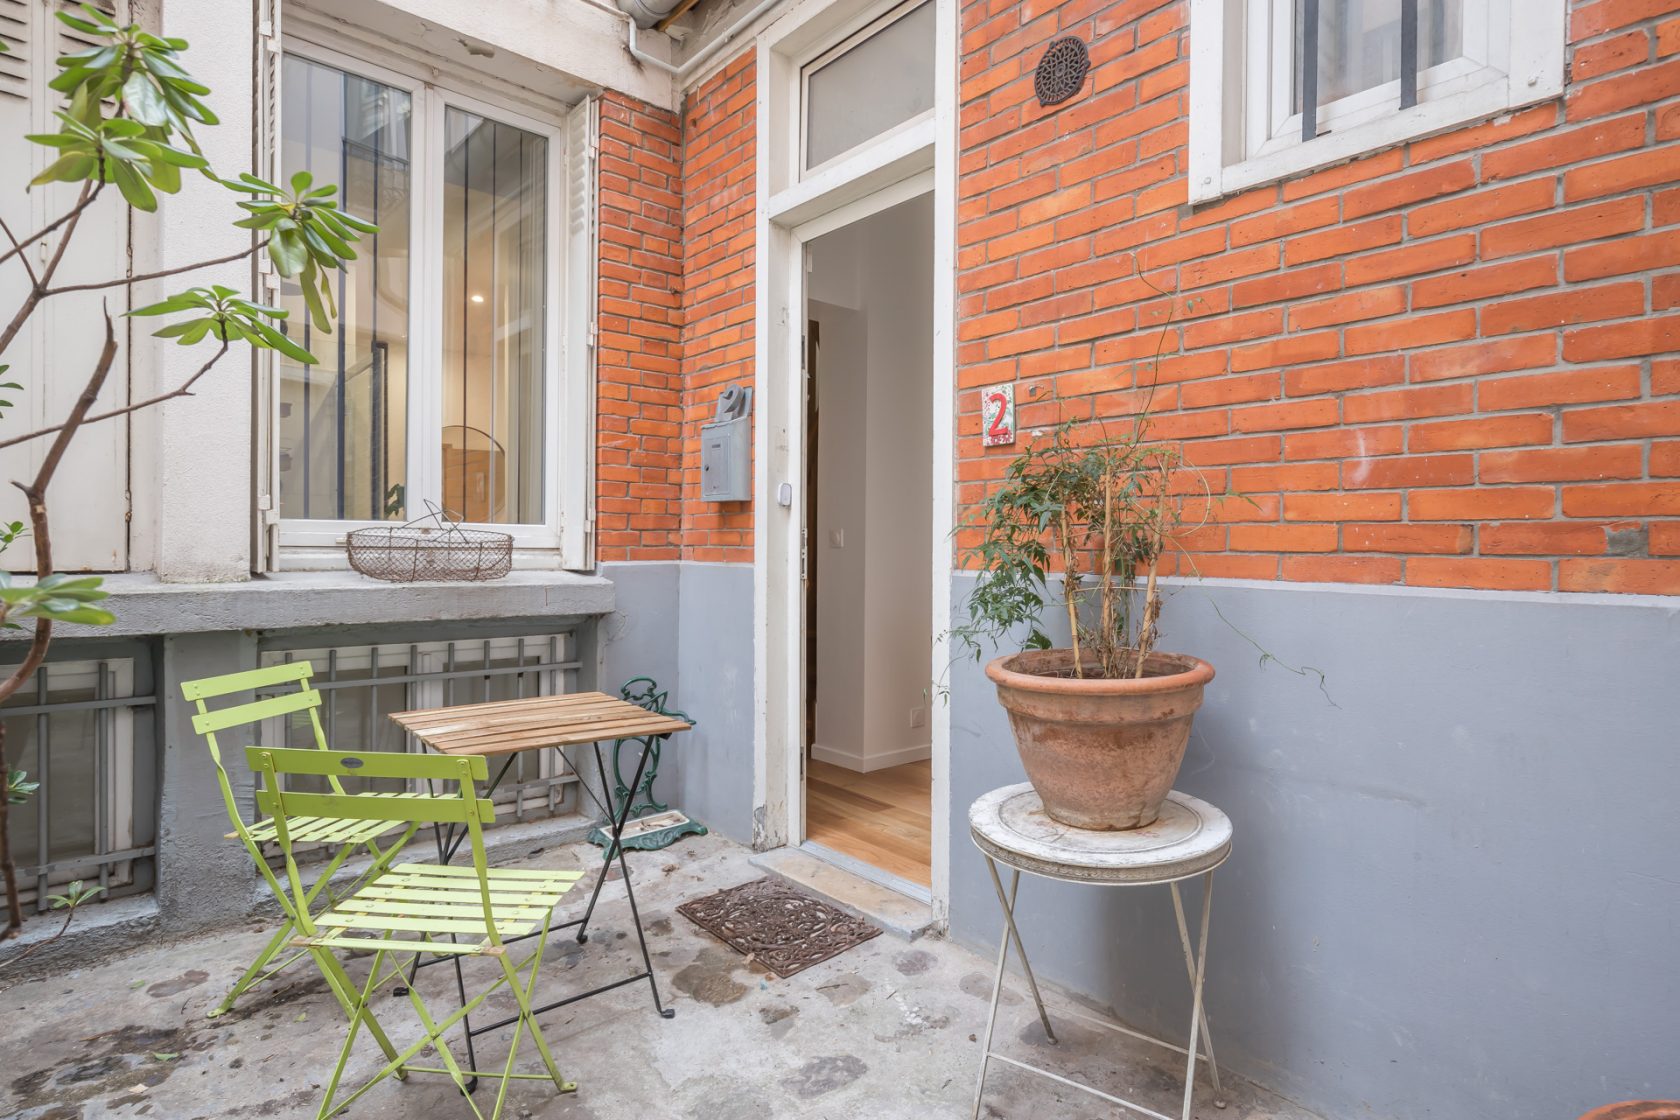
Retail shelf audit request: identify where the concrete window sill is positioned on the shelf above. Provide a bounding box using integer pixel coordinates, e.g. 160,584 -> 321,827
0,570 -> 616,639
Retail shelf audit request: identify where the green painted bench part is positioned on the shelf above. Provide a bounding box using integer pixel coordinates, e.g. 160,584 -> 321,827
179,661 -> 426,1019
249,746 -> 584,1120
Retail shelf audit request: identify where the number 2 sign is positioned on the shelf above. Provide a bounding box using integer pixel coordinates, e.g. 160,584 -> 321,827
981,383 -> 1015,447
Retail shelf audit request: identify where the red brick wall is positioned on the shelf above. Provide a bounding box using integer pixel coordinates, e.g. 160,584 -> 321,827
596,93 -> 684,562
958,0 -> 1680,594
679,51 -> 757,562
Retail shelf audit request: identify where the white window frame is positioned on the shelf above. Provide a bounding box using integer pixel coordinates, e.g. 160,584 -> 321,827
798,0 -> 937,180
271,38 -> 593,566
1188,0 -> 1566,203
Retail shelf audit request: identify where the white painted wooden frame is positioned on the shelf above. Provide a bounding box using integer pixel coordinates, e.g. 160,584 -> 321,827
797,0 -> 936,179
273,38 -> 575,563
751,0 -> 956,922
1189,0 -> 1565,203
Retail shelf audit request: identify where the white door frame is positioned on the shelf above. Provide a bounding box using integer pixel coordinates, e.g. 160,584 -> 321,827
750,0 -> 956,922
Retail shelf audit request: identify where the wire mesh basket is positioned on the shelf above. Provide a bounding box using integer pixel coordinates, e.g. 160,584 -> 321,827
346,505 -> 513,583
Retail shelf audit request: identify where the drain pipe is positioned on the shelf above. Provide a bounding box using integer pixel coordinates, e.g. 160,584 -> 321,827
615,0 -> 789,79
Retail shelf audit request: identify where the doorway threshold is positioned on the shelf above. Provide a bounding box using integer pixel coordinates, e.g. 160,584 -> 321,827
749,845 -> 936,940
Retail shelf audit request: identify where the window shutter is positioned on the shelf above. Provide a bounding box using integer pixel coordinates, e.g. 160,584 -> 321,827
0,0 -> 129,573
560,95 -> 598,570
0,1 -> 29,102
253,0 -> 282,570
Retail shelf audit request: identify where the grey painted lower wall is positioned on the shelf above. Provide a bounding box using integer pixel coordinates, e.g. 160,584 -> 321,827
600,561 -> 757,846
947,574 -> 1680,1120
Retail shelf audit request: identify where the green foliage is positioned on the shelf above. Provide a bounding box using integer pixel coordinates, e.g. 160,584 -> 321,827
20,3 -> 375,358
224,170 -> 376,333
131,285 -> 315,364
0,572 -> 114,628
0,367 -> 20,418
26,4 -> 212,209
6,769 -> 38,805
49,879 -> 105,910
951,421 -> 1183,679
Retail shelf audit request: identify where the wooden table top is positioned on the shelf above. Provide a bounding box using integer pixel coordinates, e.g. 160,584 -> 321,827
390,692 -> 692,757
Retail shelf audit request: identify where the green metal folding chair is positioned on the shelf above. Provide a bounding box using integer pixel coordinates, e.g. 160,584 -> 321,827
248,745 -> 583,1120
181,662 -> 424,1018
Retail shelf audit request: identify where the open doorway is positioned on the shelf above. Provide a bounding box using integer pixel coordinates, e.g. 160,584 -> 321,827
800,191 -> 934,892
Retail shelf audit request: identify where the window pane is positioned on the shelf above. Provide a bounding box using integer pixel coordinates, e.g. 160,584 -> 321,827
803,0 -> 935,171
442,109 -> 547,525
1294,0 -> 1464,109
278,56 -> 412,521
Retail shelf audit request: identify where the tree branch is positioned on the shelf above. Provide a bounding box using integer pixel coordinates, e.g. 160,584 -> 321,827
0,313 -> 118,711
0,340 -> 230,453
43,240 -> 267,297
0,183 -> 103,271
0,216 -> 40,290
0,182 -> 98,360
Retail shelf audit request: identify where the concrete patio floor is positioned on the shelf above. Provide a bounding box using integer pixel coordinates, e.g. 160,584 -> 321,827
2,832 -> 1322,1120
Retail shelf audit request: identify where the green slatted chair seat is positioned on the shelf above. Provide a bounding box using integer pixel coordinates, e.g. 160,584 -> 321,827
302,863 -> 585,951
238,792 -> 434,845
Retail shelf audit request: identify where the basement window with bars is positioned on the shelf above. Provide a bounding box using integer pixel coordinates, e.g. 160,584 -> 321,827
1187,0 -> 1566,203
251,634 -> 584,858
0,657 -> 156,911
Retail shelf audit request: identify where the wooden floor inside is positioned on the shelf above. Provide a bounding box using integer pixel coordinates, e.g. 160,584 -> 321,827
806,758 -> 931,887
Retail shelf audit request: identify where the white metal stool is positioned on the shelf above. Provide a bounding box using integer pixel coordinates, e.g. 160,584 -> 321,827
969,783 -> 1233,1120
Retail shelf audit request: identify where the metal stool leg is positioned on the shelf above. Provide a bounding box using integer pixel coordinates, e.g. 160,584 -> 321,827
974,861 -> 1058,1120
1171,874 -> 1225,1108
972,857 -> 1011,1120
1177,871 -> 1216,1120
985,859 -> 1056,1045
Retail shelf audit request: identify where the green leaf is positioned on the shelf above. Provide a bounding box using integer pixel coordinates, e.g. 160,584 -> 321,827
268,228 -> 307,276
32,604 -> 116,626
31,152 -> 98,186
129,293 -> 207,317
249,319 -> 317,365
122,72 -> 170,126
110,160 -> 158,211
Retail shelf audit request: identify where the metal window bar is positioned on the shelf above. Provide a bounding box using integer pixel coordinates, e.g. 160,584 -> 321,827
254,633 -> 582,859
1299,0 -> 1423,141
1300,0 -> 1319,142
1399,0 -> 1419,109
0,660 -> 156,912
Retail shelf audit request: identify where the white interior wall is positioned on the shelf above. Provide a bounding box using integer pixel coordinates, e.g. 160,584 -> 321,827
807,191 -> 933,773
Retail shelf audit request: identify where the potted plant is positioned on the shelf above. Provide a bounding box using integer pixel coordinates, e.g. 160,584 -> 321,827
953,421 -> 1212,831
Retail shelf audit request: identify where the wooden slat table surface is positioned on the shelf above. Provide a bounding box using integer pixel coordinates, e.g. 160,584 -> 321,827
390,692 -> 692,757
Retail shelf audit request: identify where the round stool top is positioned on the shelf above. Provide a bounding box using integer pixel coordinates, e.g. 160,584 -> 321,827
969,784 -> 1232,885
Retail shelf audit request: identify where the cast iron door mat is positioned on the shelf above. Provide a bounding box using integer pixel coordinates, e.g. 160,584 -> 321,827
676,876 -> 882,978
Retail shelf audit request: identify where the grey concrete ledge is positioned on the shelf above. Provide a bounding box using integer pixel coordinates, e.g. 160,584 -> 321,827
0,569 -> 616,639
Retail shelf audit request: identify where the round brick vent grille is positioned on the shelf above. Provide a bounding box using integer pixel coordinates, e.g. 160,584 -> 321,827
1035,37 -> 1089,107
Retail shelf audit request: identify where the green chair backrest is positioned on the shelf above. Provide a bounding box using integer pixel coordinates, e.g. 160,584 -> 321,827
245,747 -> 500,941
181,662 -> 340,845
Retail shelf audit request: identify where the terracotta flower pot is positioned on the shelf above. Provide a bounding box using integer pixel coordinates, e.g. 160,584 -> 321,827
985,648 -> 1214,831
1579,1105 -> 1680,1120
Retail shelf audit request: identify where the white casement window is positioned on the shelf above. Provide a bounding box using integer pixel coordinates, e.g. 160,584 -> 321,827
261,34 -> 597,568
1188,0 -> 1566,203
